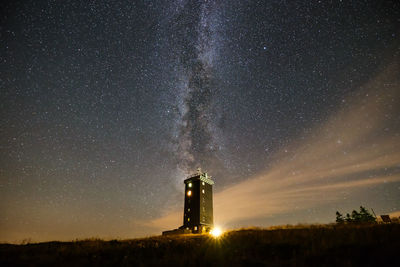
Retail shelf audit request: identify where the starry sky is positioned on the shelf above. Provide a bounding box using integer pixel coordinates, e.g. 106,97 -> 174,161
1,0 -> 399,243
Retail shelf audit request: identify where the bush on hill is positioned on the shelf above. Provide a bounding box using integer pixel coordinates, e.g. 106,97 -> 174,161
336,206 -> 376,223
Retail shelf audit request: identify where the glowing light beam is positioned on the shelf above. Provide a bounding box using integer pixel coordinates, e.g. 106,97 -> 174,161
210,227 -> 222,238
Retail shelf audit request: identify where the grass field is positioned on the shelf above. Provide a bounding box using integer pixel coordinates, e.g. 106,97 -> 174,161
1,223 -> 399,266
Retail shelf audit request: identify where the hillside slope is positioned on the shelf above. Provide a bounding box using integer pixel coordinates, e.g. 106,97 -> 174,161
1,224 -> 399,266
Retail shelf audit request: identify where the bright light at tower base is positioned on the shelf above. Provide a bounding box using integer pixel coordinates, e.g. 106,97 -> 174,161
210,227 -> 222,238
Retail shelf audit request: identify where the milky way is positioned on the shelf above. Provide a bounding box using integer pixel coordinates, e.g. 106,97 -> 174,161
165,1 -> 222,174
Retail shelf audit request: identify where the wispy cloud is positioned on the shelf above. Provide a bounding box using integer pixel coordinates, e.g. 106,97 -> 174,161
151,62 -> 400,230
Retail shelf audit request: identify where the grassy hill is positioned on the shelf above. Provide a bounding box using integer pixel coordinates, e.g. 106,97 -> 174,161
1,224 -> 399,266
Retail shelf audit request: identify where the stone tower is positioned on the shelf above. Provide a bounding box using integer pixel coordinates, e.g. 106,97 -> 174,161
180,169 -> 214,233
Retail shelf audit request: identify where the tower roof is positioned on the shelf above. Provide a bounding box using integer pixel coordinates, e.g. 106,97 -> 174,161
184,171 -> 214,185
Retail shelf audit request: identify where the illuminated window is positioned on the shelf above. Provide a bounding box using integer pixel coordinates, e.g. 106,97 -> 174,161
202,182 -> 205,186
202,189 -> 205,194
188,182 -> 192,188
194,226 -> 197,231
187,190 -> 192,196
188,208 -> 190,212
188,218 -> 190,222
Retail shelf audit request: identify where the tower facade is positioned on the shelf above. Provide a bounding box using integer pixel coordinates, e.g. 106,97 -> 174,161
180,170 -> 214,233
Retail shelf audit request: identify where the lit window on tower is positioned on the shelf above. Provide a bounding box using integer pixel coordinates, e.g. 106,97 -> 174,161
188,182 -> 192,188
202,189 -> 205,194
187,190 -> 192,196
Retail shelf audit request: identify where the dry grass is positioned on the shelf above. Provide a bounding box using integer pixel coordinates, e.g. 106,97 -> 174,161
1,223 -> 399,266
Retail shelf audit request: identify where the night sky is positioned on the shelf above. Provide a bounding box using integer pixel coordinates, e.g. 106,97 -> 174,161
1,0 -> 399,243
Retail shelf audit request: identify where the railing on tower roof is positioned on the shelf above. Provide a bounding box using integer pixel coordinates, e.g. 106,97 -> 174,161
185,171 -> 214,185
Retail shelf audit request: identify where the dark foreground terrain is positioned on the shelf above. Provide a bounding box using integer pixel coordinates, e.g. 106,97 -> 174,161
1,224 -> 399,266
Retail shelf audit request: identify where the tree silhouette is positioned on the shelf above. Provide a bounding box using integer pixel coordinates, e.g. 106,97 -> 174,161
336,206 -> 376,223
345,213 -> 353,223
351,210 -> 361,222
335,211 -> 345,223
358,206 -> 376,222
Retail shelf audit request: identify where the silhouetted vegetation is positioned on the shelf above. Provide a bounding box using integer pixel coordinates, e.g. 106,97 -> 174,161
1,224 -> 399,266
336,206 -> 376,223
335,211 -> 345,223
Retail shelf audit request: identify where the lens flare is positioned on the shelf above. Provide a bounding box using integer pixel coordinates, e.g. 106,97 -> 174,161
210,227 -> 222,238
